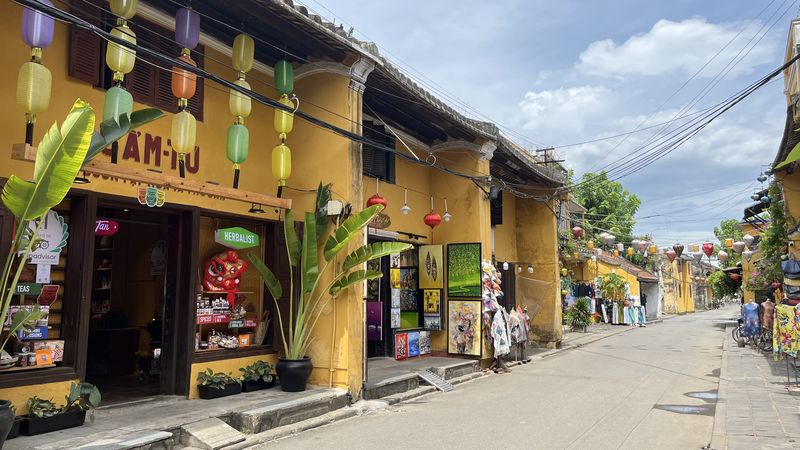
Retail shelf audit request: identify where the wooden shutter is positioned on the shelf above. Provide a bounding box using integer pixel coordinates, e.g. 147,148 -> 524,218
68,0 -> 104,87
362,121 -> 395,182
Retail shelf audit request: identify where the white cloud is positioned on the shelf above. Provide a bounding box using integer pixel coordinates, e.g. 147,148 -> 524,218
517,85 -> 613,134
577,18 -> 776,78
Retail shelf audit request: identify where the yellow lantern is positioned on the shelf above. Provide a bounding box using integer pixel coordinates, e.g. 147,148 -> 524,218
274,95 -> 295,139
561,268 -> 568,277
272,143 -> 292,187
573,252 -> 580,260
587,240 -> 595,250
613,249 -> 619,257
109,0 -> 139,20
232,34 -> 254,74
17,61 -> 51,122
229,78 -> 252,120
626,247 -> 634,257
692,243 -> 699,253
171,110 -> 196,167
724,238 -> 733,249
106,25 -> 137,80
648,244 -> 657,255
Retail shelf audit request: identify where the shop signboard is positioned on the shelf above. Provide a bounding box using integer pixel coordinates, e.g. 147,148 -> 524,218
214,227 -> 260,250
95,219 -> 120,236
14,283 -> 42,296
22,210 -> 68,266
197,314 -> 230,325
19,326 -> 47,340
137,186 -> 166,208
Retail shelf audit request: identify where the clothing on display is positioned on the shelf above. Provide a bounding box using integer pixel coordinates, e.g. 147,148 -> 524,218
742,302 -> 760,337
762,300 -> 775,331
773,304 -> 799,357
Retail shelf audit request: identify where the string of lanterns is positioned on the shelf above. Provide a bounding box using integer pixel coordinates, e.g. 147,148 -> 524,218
365,178 -> 453,232
17,0 -> 54,146
271,60 -> 296,197
226,33 -> 254,188
170,4 -> 200,178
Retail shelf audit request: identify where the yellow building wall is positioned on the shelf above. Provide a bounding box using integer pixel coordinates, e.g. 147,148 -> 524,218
493,191 -> 517,263
594,258 -> 640,298
0,380 -> 77,415
0,1 -> 365,399
188,354 -> 278,399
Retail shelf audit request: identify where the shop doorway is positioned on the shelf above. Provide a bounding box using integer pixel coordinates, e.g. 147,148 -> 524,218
85,205 -> 181,404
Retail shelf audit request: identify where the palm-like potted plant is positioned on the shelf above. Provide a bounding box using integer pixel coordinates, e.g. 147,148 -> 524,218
565,297 -> 592,332
0,99 -> 161,444
247,185 -> 411,392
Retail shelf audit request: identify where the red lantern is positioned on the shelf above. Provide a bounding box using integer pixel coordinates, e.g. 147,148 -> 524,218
729,273 -> 741,282
424,211 -> 442,229
666,249 -> 677,262
571,226 -> 584,239
702,242 -> 714,258
367,194 -> 387,210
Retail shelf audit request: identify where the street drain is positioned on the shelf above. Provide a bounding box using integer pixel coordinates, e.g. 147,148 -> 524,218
654,404 -> 715,416
685,391 -> 718,402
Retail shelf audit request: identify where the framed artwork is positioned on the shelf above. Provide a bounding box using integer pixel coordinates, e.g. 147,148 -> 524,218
400,248 -> 418,267
447,300 -> 481,356
447,243 -> 482,298
419,245 -> 443,288
419,331 -> 431,354
390,253 -> 401,269
400,268 -> 418,291
408,331 -> 420,357
390,308 -> 401,328
391,289 -> 401,308
367,301 -> 382,341
400,311 -> 418,329
424,290 -> 440,313
366,258 -> 381,299
423,314 -> 441,331
390,269 -> 401,289
400,289 -> 418,310
394,333 -> 408,360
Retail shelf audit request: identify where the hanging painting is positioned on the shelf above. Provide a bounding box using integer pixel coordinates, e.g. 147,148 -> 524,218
447,243 -> 482,298
447,299 -> 481,356
394,333 -> 408,360
400,248 -> 418,267
423,290 -> 440,313
390,308 -> 401,328
400,311 -> 418,328
367,301 -> 382,341
407,331 -> 420,357
390,253 -> 401,269
418,331 -> 431,355
400,268 -> 418,310
390,268 -> 401,289
366,258 -> 380,299
391,289 -> 401,308
423,314 -> 441,331
419,245 -> 443,289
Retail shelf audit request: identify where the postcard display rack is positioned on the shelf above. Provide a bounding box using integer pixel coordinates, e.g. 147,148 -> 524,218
195,290 -> 260,351
391,246 -> 442,361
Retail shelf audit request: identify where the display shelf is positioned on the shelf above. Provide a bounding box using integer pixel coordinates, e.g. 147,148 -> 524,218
0,363 -> 56,372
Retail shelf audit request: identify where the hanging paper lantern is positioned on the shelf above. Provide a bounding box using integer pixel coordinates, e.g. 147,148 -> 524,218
274,95 -> 295,139
272,143 -> 292,188
424,211 -> 442,229
616,243 -> 624,252
16,61 -> 51,121
229,78 -> 252,119
648,244 -> 657,255
724,238 -> 733,249
561,289 -> 568,297
702,242 -> 714,258
599,232 -> 609,241
626,247 -> 634,257
743,234 -> 754,248
613,249 -> 620,257
102,85 -> 133,123
732,241 -> 745,252
605,235 -> 616,246
232,34 -> 254,73
761,195 -> 770,204
666,249 -> 677,262
227,124 -> 249,188
171,110 -> 196,157
571,226 -> 584,239
573,252 -> 580,260
109,0 -> 138,19
595,248 -> 603,257
717,250 -> 728,263
673,244 -> 684,258
691,243 -> 700,253
106,25 -> 137,78
171,54 -> 197,100
21,0 -> 54,49
175,7 -> 200,50
274,60 -> 294,95
561,268 -> 568,277
742,249 -> 754,261
367,194 -> 387,209
758,174 -> 768,183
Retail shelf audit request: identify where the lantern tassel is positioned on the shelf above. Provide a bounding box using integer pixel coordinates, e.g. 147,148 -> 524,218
111,141 -> 119,164
25,122 -> 33,146
276,186 -> 283,199
233,168 -> 240,189
179,156 -> 186,178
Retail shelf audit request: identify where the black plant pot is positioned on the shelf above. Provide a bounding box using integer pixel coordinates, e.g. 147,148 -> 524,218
7,417 -> 22,440
0,400 -> 13,445
276,357 -> 312,392
242,379 -> 276,392
197,382 -> 242,399
20,410 -> 87,436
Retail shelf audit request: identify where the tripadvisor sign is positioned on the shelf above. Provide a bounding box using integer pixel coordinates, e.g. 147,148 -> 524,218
214,227 -> 260,250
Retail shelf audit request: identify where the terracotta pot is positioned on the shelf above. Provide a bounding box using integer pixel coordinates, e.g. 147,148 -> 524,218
276,357 -> 312,392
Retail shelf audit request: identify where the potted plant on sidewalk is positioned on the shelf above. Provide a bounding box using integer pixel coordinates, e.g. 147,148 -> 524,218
20,382 -> 101,436
247,184 -> 411,392
197,368 -> 242,399
239,360 -> 276,392
565,297 -> 592,332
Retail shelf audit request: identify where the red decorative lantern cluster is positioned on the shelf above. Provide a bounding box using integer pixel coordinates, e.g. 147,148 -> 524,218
702,242 -> 714,258
367,193 -> 387,209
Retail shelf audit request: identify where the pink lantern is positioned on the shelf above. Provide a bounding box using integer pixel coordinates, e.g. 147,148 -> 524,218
666,249 -> 677,262
702,242 -> 714,257
571,226 -> 584,239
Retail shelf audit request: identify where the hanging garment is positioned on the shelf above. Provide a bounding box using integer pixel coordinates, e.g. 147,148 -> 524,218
773,304 -> 797,357
611,302 -> 619,325
762,300 -> 775,331
601,304 -> 609,323
639,306 -> 647,325
508,309 -> 525,345
491,308 -> 512,357
623,306 -> 632,325
742,302 -> 760,337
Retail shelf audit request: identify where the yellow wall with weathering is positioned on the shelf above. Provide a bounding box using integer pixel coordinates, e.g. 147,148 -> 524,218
0,0 -> 366,401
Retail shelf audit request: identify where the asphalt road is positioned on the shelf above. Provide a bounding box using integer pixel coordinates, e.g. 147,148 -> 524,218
259,306 -> 734,450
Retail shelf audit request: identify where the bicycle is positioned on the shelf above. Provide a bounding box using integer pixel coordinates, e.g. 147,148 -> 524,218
731,319 -> 743,343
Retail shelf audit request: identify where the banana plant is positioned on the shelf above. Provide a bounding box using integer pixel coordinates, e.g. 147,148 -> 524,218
0,100 -> 96,358
83,108 -> 164,164
247,184 -> 412,360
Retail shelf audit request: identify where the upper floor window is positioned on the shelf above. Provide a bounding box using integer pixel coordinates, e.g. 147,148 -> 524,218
362,120 -> 395,183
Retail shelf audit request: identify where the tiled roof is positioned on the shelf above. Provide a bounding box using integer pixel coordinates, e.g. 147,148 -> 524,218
598,252 -> 658,282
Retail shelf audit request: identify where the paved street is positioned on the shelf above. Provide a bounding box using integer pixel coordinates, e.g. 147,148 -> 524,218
258,308 -> 736,450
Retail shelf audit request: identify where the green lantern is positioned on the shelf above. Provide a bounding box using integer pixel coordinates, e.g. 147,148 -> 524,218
227,123 -> 249,188
103,85 -> 133,123
274,60 -> 294,96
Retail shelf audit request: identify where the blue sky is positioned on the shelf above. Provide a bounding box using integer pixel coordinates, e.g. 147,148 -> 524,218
311,0 -> 791,246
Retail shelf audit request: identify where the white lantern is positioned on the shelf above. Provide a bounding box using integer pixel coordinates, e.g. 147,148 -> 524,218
733,241 -> 745,252
717,250 -> 728,263
743,234 -> 754,248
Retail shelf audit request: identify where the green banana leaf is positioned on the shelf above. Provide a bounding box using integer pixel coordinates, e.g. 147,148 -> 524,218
342,242 -> 413,272
245,252 -> 283,301
2,100 -> 94,220
84,108 -> 164,163
314,183 -> 332,245
302,212 -> 318,294
330,269 -> 383,296
8,307 -> 45,339
283,210 -> 301,267
323,204 -> 383,261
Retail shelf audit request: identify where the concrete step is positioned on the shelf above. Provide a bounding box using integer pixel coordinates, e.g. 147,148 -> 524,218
362,373 -> 419,400
74,430 -> 175,450
181,418 -> 244,450
429,360 -> 479,380
228,388 -> 349,435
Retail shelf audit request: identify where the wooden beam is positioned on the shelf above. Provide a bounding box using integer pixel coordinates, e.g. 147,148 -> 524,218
83,161 -> 292,210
